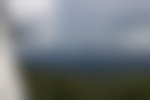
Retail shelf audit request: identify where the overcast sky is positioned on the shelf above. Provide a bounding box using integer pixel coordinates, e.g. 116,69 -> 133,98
7,0 -> 150,58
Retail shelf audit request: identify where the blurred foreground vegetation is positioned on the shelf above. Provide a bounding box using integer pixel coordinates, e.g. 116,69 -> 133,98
25,69 -> 150,100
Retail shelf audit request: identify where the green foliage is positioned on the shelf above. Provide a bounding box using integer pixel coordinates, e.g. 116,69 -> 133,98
25,70 -> 150,100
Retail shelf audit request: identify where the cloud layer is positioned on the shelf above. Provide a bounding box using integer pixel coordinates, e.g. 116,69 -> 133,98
8,0 -> 150,59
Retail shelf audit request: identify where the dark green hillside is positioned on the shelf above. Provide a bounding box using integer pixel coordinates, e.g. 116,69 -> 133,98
24,68 -> 150,100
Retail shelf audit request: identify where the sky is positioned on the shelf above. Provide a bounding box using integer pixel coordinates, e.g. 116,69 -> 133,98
7,0 -> 150,60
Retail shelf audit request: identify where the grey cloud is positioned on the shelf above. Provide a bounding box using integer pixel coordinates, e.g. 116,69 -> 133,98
10,0 -> 150,59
